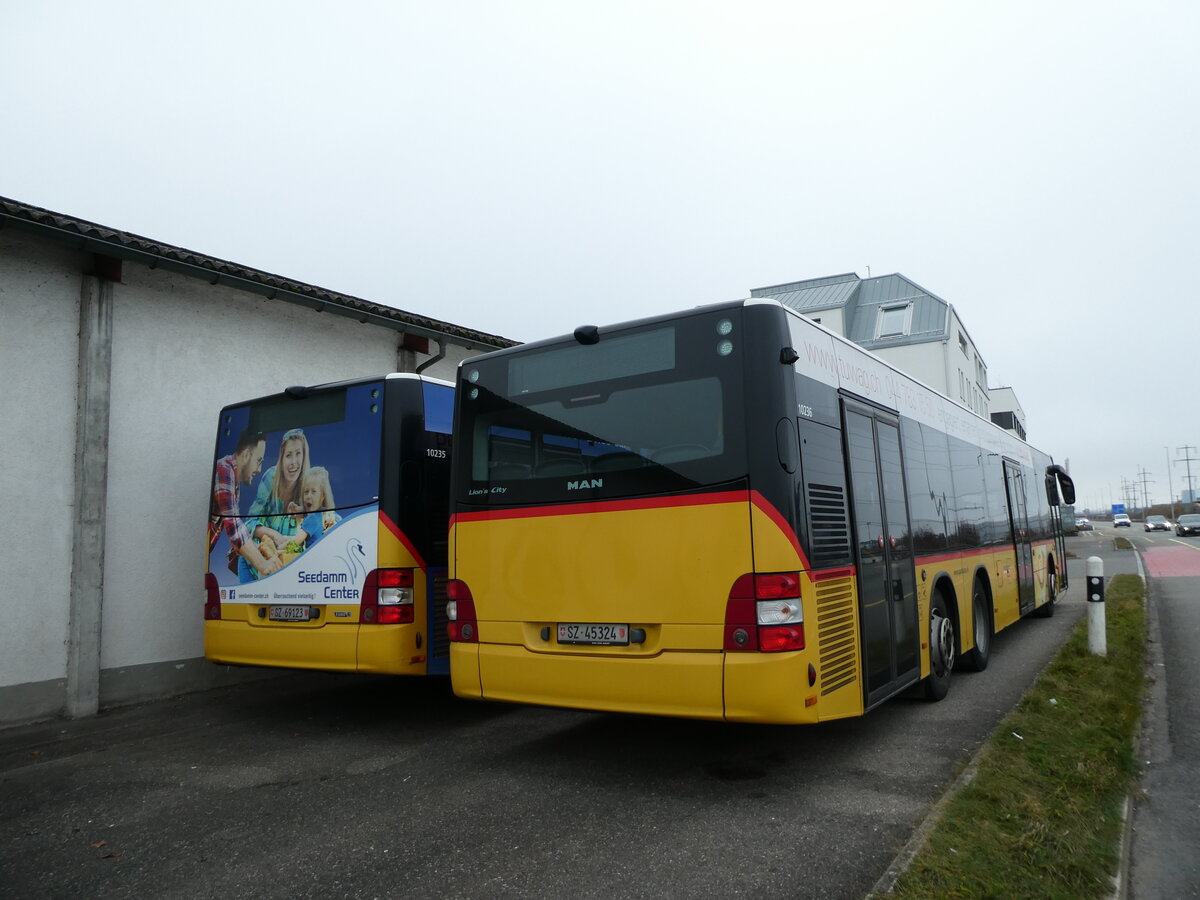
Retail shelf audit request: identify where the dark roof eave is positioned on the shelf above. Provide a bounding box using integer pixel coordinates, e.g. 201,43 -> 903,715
0,196 -> 518,351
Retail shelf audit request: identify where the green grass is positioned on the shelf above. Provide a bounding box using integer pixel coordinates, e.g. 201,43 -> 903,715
1114,537 -> 1134,550
875,575 -> 1146,900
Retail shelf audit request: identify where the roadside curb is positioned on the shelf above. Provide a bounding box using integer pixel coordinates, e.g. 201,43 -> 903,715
867,748 -> 985,897
1116,547 -> 1159,900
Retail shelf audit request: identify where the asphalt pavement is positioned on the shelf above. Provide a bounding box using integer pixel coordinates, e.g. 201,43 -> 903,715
1120,525 -> 1200,899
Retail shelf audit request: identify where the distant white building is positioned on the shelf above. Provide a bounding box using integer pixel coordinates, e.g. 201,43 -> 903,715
751,272 -> 1025,437
988,386 -> 1027,441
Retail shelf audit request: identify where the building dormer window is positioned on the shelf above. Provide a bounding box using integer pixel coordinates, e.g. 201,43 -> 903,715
876,303 -> 912,338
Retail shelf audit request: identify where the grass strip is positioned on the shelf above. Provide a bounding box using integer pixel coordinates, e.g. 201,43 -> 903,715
877,575 -> 1146,900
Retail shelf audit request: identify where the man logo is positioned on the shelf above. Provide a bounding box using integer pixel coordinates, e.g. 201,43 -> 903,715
567,478 -> 604,490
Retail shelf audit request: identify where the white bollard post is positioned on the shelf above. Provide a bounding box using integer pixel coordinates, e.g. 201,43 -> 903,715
1087,556 -> 1107,657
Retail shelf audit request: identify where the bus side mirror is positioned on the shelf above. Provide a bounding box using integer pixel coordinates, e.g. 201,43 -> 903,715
1045,465 -> 1075,506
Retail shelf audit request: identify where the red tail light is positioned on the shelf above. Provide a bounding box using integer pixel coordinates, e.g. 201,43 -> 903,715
446,579 -> 478,642
724,572 -> 804,652
361,568 -> 416,624
758,626 -> 805,652
754,572 -> 801,599
204,573 -> 221,620
378,569 -> 414,588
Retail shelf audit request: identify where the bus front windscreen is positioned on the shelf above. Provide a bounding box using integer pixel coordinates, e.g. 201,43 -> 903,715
455,311 -> 748,505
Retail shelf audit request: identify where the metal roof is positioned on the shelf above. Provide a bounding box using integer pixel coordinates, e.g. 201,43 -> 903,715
751,272 -> 860,297
753,278 -> 861,312
848,274 -> 949,345
0,195 -> 518,350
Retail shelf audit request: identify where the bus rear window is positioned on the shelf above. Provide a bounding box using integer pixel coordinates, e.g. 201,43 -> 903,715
471,377 -> 725,482
507,329 -> 675,395
456,311 -> 750,504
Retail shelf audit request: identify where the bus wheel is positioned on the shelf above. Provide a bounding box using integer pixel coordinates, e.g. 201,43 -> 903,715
1033,564 -> 1057,618
924,593 -> 956,701
963,582 -> 991,672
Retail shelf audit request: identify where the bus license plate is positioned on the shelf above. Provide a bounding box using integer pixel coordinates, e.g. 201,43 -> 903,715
269,605 -> 311,622
557,623 -> 629,646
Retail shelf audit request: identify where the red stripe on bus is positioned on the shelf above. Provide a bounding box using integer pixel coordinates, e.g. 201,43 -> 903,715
380,510 -> 427,569
914,549 -> 989,567
915,539 -> 1060,569
748,490 -> 811,571
450,490 -> 752,525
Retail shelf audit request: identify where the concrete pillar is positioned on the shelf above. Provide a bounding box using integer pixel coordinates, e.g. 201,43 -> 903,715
397,346 -> 417,373
66,275 -> 113,718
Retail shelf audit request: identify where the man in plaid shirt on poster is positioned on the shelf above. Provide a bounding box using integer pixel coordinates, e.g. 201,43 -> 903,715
209,429 -> 282,579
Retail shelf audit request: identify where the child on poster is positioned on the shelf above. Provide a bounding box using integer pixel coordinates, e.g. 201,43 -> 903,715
292,466 -> 341,548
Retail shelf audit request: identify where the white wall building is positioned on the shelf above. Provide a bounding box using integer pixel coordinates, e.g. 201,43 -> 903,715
0,196 -> 515,726
988,386 -> 1027,441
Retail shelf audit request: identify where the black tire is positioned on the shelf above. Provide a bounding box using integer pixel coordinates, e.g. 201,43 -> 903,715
963,582 -> 991,671
923,591 -> 956,701
1033,564 -> 1057,618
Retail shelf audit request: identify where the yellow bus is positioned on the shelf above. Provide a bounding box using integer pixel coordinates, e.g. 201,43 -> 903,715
205,374 -> 453,675
445,300 -> 1075,723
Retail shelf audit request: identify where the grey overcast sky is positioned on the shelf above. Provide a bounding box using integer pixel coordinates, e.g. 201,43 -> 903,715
5,0 -> 1199,512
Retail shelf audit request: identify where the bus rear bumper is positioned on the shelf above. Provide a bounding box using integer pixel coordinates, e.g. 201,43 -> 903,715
452,643 -> 843,724
204,619 -> 427,675
723,652 -> 830,724
459,642 -> 726,720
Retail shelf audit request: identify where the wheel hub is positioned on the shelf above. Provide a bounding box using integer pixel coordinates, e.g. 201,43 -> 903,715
931,613 -> 955,677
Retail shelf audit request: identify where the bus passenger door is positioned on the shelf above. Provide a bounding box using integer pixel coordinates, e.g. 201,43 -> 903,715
1003,461 -> 1035,616
843,404 -> 920,708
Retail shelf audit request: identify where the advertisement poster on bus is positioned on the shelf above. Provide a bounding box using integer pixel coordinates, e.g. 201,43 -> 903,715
207,382 -> 383,605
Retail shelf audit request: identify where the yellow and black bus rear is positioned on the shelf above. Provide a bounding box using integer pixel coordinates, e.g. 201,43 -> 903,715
205,374 -> 453,675
446,300 -> 1074,723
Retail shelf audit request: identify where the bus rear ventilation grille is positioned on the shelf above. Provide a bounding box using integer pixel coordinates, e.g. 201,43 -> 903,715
814,576 -> 857,695
428,568 -> 450,658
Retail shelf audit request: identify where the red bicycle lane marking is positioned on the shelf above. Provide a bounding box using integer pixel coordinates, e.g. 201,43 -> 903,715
1141,544 -> 1200,577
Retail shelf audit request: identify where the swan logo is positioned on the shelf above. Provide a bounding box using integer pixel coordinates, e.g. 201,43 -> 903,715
567,478 -> 603,490
337,538 -> 369,583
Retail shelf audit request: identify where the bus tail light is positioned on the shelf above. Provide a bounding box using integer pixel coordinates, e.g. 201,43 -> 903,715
446,579 -> 478,642
361,568 -> 415,624
724,573 -> 804,652
204,573 -> 221,620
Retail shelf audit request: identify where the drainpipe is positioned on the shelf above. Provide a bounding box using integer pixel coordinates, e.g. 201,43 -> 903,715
416,338 -> 447,374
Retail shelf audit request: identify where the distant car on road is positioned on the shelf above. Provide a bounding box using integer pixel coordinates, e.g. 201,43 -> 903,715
1075,517 -> 1092,531
1113,513 -> 1132,528
1176,514 -> 1200,536
1144,515 -> 1171,532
